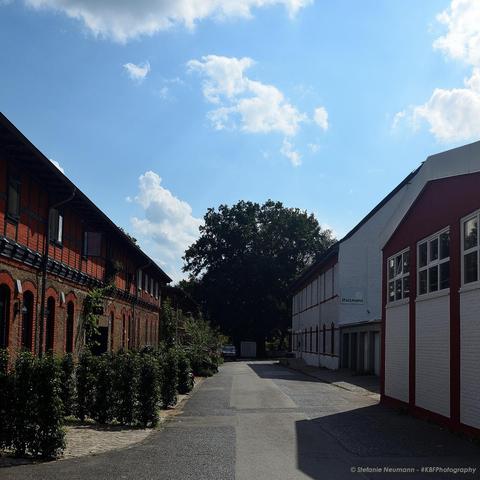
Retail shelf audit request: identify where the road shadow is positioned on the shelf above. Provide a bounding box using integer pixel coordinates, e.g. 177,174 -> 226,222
247,362 -> 379,396
295,404 -> 480,479
246,362 -> 324,383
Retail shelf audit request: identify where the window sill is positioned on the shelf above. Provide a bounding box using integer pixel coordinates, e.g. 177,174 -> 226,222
415,288 -> 450,303
459,282 -> 480,294
386,298 -> 409,309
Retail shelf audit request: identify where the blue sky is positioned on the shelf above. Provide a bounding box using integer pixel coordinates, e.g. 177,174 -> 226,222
1,0 -> 480,281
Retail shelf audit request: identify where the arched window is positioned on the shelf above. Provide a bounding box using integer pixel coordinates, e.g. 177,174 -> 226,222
322,324 -> 326,353
45,296 -> 55,352
0,284 -> 11,348
22,291 -> 34,351
66,301 -> 75,354
110,312 -> 115,352
331,322 -> 335,355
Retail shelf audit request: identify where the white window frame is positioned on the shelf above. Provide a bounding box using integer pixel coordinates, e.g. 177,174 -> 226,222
387,247 -> 410,304
461,210 -> 480,287
417,227 -> 450,297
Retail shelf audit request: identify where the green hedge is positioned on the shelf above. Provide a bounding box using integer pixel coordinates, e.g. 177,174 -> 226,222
0,352 -> 66,459
0,344 -> 209,459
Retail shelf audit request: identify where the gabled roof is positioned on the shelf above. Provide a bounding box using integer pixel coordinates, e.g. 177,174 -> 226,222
341,165 -> 422,243
0,112 -> 172,284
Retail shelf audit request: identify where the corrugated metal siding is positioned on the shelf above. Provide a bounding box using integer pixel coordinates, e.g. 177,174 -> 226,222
415,295 -> 450,418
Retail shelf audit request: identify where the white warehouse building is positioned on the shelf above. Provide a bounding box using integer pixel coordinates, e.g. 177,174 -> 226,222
291,140 -> 480,374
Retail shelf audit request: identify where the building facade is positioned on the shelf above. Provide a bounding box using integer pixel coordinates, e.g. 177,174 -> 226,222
0,113 -> 171,357
382,172 -> 480,436
291,140 -> 480,375
291,246 -> 340,369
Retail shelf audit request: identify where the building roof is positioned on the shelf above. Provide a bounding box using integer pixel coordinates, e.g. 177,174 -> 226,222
289,242 -> 339,294
288,165 -> 423,295
0,112 -> 172,284
289,139 -> 480,297
340,165 -> 422,243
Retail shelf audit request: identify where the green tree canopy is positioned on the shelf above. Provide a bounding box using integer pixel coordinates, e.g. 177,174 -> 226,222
182,200 -> 335,353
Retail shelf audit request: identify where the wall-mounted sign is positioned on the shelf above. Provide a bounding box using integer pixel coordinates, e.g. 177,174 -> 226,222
341,290 -> 364,305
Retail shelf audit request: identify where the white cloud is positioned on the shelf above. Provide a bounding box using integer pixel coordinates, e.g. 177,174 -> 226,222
188,55 -> 307,136
123,61 -> 150,82
50,158 -> 65,173
307,142 -> 320,153
411,69 -> 480,142
396,1 -> 480,142
280,138 -> 301,166
24,0 -> 313,43
391,110 -> 406,130
434,0 -> 480,66
130,171 -> 202,278
313,106 -> 328,131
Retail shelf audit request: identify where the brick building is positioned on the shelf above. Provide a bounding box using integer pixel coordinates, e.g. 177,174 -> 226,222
0,113 -> 171,357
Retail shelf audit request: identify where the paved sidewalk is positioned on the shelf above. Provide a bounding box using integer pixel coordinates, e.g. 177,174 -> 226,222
279,357 -> 380,399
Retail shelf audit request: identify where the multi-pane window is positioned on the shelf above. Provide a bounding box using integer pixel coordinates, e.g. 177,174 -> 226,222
463,213 -> 479,285
387,249 -> 410,302
417,229 -> 450,295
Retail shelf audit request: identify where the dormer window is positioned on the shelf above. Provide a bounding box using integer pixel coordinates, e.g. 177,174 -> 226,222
49,208 -> 63,245
7,170 -> 20,220
83,232 -> 102,257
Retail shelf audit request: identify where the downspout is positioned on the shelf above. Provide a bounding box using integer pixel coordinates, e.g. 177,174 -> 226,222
37,188 -> 76,355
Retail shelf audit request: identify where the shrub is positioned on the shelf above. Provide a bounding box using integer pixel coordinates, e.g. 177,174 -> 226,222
75,351 -> 97,421
176,348 -> 194,394
113,351 -> 138,425
92,354 -> 115,424
34,354 -> 65,458
137,353 -> 159,427
12,352 -> 38,456
60,354 -> 75,417
0,349 -> 12,450
161,348 -> 178,408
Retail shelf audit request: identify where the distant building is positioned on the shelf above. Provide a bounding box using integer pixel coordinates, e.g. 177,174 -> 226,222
382,171 -> 480,436
0,113 -> 171,356
290,140 -> 480,377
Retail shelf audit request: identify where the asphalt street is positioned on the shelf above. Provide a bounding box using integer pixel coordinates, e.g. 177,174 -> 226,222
1,361 -> 479,480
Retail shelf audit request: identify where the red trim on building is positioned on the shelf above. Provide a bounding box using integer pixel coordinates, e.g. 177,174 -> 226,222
383,171 -> 480,438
